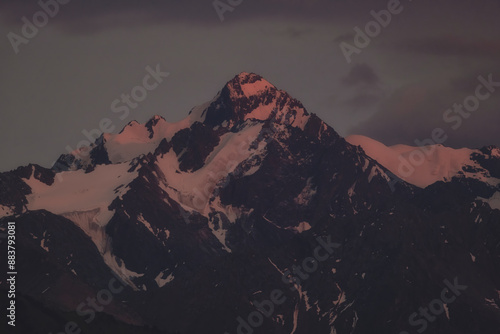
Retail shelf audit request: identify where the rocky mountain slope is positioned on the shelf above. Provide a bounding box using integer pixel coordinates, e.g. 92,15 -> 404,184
1,73 -> 500,334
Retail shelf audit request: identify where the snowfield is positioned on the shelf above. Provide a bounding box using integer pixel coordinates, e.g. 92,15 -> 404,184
347,135 -> 500,188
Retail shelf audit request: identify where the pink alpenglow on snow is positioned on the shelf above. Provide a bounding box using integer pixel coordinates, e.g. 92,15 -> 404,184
346,135 -> 500,188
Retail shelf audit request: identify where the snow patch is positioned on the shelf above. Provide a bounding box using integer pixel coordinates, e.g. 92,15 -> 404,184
24,162 -> 136,221
155,271 -> 175,288
470,253 -> 476,262
0,205 -> 13,218
294,222 -> 312,233
290,303 -> 299,334
347,182 -> 356,198
268,258 -> 284,275
443,303 -> 450,319
40,232 -> 49,252
367,165 -> 390,183
478,192 -> 500,210
485,298 -> 499,310
294,178 -> 317,206
207,212 -> 232,252
103,252 -> 144,290
137,214 -> 154,234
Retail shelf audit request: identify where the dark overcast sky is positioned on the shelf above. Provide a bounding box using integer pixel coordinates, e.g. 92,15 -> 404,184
1,0 -> 499,171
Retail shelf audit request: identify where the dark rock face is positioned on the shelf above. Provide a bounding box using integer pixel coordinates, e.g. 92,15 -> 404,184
1,73 -> 500,334
0,172 -> 31,213
0,164 -> 55,215
472,146 -> 500,179
89,135 -> 112,167
170,122 -> 223,172
145,116 -> 166,138
0,211 -> 148,333
13,164 -> 55,186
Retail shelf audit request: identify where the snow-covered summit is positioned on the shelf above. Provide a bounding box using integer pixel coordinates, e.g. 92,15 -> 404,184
201,72 -> 311,129
226,72 -> 275,99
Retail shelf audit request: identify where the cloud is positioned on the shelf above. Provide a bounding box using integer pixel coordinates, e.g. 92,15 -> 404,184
341,63 -> 380,86
342,93 -> 383,109
393,36 -> 500,58
333,32 -> 355,44
0,0 -> 411,33
0,0 -> 363,30
336,63 -> 386,116
349,71 -> 500,149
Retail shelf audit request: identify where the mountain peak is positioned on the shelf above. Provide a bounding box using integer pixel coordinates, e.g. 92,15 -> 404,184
53,74 -> 313,171
202,72 -> 310,128
145,115 -> 167,134
234,71 -> 263,82
226,72 -> 275,99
